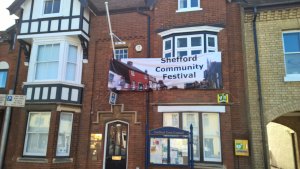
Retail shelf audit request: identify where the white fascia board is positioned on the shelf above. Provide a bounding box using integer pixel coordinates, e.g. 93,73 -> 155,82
17,31 -> 90,41
158,26 -> 224,37
158,105 -> 226,113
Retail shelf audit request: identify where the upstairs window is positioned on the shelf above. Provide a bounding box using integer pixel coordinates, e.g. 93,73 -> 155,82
35,44 -> 60,80
115,48 -> 128,60
163,33 -> 217,58
44,0 -> 61,14
282,32 -> 300,81
175,35 -> 204,57
178,0 -> 201,12
28,38 -> 83,84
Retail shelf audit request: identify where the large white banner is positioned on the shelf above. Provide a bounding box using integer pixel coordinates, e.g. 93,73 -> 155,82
108,52 -> 222,91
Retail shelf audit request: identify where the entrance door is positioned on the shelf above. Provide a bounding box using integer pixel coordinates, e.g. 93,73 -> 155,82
105,121 -> 128,169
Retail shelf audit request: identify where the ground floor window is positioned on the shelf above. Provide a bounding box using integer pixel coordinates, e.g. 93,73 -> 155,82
23,112 -> 51,156
163,112 -> 221,163
56,112 -> 73,156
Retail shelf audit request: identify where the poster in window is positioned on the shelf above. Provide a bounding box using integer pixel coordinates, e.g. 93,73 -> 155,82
150,138 -> 168,164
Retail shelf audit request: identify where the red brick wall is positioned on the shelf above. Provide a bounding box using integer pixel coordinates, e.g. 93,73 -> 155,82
2,0 -> 250,169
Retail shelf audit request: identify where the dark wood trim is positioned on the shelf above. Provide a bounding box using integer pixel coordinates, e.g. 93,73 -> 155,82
28,0 -> 35,33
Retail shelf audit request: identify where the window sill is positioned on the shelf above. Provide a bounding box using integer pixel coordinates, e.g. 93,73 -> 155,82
194,163 -> 224,169
284,75 -> 300,82
17,157 -> 48,163
176,8 -> 203,13
53,157 -> 73,163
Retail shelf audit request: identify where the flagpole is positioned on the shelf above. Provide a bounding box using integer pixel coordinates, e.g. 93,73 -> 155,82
105,1 -> 115,58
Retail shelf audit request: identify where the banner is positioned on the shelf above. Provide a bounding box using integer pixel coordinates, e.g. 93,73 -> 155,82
108,52 -> 222,91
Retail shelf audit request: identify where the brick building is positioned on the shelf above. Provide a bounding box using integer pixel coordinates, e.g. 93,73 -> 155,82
2,0 -> 249,169
242,0 -> 300,168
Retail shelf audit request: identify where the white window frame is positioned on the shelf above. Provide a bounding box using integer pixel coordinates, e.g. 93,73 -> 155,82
56,112 -> 73,156
163,37 -> 173,58
114,48 -> 128,60
206,34 -> 218,53
163,112 -> 222,163
175,34 -> 204,57
27,37 -> 83,85
282,31 -> 300,81
177,0 -> 202,13
42,0 -> 62,17
23,112 -> 51,156
0,70 -> 8,89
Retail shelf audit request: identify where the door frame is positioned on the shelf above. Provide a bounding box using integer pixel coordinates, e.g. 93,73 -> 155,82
103,120 -> 129,169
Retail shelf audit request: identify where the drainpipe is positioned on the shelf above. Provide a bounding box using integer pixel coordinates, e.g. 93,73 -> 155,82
137,8 -> 151,169
252,7 -> 269,169
0,43 -> 22,169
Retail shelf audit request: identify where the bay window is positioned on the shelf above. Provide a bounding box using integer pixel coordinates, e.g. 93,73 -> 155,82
56,113 -> 73,156
162,33 -> 217,58
28,37 -> 82,84
163,112 -> 221,163
282,31 -> 300,81
23,112 -> 51,156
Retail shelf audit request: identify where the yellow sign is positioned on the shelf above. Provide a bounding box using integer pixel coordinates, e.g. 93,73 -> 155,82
112,156 -> 122,160
217,93 -> 228,104
234,139 -> 249,156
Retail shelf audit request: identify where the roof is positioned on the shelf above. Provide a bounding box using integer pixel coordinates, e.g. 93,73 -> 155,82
8,0 -> 156,16
90,0 -> 155,15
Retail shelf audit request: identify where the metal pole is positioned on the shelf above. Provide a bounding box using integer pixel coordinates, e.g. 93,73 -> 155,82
0,90 -> 13,168
105,1 -> 116,58
190,124 -> 194,169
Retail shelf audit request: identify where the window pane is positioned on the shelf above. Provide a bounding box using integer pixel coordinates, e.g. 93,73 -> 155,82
177,38 -> 187,48
53,0 -> 60,13
28,113 -> 51,132
177,51 -> 188,57
36,44 -> 59,80
179,0 -> 188,8
25,133 -> 49,155
208,37 -> 215,47
47,62 -> 59,79
165,53 -> 172,58
0,71 -> 7,88
202,113 -> 221,162
170,139 -> 189,165
66,63 -> 76,81
183,113 -> 200,161
191,0 -> 199,7
285,53 -> 300,74
284,33 -> 300,52
191,37 -> 201,47
56,113 -> 73,156
68,45 -> 77,63
163,113 -> 179,128
165,40 -> 172,50
192,50 -> 201,55
44,0 -> 53,14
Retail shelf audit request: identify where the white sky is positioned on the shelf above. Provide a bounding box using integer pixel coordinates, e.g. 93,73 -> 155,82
0,0 -> 19,31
